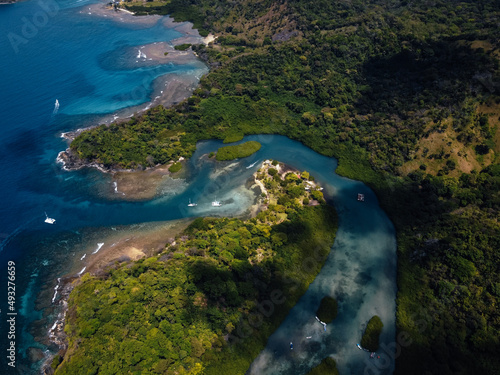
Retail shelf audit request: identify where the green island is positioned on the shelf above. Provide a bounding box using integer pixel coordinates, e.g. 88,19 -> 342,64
306,357 -> 339,375
215,140 -> 261,161
361,315 -> 384,352
53,165 -> 337,374
316,296 -> 338,324
64,0 -> 500,373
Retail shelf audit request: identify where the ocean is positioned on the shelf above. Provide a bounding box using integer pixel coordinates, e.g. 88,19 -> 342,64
0,1 -> 397,374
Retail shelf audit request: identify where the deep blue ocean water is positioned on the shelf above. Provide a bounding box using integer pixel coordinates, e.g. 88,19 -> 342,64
0,1 -> 397,374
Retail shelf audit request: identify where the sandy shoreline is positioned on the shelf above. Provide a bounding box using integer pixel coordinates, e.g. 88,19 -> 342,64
81,219 -> 193,274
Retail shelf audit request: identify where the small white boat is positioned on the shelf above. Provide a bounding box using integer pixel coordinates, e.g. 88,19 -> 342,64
187,199 -> 197,207
211,199 -> 221,207
357,193 -> 365,202
44,212 -> 56,224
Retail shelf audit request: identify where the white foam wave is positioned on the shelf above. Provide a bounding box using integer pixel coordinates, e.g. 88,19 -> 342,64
77,267 -> 86,276
49,320 -> 58,332
51,278 -> 61,303
92,243 -> 104,254
80,253 -> 86,260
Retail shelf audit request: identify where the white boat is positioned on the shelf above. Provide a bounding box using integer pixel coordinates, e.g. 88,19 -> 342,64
44,212 -> 56,224
187,199 -> 197,207
211,199 -> 221,207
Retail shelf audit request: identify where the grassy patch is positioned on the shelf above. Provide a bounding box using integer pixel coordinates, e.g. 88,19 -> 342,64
215,141 -> 261,161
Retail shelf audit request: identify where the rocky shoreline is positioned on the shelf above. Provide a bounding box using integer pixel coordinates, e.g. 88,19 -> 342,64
41,276 -> 75,375
56,148 -> 117,174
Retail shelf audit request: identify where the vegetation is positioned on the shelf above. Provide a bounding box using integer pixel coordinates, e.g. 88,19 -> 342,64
316,296 -> 337,324
66,0 -> 500,373
361,315 -> 383,352
168,162 -> 182,173
222,132 -> 244,144
54,167 -> 338,375
306,357 -> 339,375
215,141 -> 261,161
174,43 -> 192,51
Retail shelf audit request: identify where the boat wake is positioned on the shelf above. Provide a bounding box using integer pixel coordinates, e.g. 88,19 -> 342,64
53,99 -> 59,115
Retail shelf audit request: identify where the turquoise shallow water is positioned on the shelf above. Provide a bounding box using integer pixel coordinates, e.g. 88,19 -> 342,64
0,1 -> 396,373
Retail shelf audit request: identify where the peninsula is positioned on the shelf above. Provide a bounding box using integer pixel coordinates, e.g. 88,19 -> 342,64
50,163 -> 338,374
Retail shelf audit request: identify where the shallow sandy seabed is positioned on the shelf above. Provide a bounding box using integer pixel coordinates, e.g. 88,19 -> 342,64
109,163 -> 187,201
81,219 -> 193,275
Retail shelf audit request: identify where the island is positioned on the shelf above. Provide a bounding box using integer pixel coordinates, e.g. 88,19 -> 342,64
215,140 -> 261,161
360,315 -> 384,352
